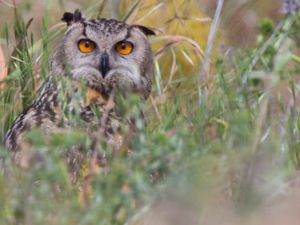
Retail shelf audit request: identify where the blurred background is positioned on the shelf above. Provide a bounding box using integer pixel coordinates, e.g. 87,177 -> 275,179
0,0 -> 286,93
0,0 -> 284,47
1,1 -> 300,225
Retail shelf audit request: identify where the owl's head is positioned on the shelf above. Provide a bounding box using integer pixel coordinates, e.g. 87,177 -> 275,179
50,9 -> 155,99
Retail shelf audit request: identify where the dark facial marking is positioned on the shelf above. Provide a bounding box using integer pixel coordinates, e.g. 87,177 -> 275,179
99,52 -> 110,77
125,28 -> 131,40
82,22 -> 87,36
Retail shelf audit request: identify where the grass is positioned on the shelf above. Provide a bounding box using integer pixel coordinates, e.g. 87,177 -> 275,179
0,1 -> 300,225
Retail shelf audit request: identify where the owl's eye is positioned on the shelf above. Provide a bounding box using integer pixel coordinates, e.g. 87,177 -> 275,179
115,41 -> 134,55
78,39 -> 96,53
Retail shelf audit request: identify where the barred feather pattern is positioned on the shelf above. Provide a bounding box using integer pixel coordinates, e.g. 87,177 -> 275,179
2,10 -> 153,175
3,77 -> 121,152
3,79 -> 60,150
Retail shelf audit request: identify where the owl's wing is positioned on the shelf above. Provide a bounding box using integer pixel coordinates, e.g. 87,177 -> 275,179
3,78 -> 60,150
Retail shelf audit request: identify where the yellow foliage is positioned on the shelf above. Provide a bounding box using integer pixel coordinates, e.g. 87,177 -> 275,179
119,0 -> 221,92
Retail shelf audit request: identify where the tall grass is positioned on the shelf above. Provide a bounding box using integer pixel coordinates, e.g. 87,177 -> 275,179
0,1 -> 300,225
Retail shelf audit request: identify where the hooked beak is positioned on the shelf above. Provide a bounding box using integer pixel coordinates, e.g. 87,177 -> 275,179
99,52 -> 110,77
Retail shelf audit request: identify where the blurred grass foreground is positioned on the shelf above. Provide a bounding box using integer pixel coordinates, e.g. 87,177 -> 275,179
0,0 -> 300,224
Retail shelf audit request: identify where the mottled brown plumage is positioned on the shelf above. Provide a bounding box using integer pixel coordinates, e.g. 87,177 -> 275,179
3,10 -> 155,170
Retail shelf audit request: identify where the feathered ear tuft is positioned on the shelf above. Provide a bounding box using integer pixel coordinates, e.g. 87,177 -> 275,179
61,9 -> 83,26
131,25 -> 156,36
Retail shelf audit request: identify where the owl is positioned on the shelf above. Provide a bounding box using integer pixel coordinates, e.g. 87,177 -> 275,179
3,10 -> 155,164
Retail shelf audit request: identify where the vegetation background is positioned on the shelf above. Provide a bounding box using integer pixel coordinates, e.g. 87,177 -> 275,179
0,0 -> 300,224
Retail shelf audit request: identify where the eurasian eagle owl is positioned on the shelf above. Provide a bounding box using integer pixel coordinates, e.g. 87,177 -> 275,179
3,10 -> 155,159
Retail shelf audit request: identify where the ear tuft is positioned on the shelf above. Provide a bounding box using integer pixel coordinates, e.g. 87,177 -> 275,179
61,12 -> 74,25
62,9 -> 83,26
131,25 -> 156,36
73,9 -> 82,21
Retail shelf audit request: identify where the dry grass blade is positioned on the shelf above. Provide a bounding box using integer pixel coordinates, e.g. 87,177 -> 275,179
0,0 -> 17,7
154,60 -> 162,95
154,41 -> 179,59
251,94 -> 269,155
164,15 -> 210,25
124,201 -> 154,225
163,48 -> 178,93
153,35 -> 204,61
96,0 -> 108,19
199,0 -> 224,86
149,95 -> 162,123
122,0 -> 143,22
176,16 -> 211,23
135,2 -> 164,23
181,49 -> 195,65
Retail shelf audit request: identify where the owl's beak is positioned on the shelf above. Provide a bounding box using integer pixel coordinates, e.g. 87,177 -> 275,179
99,52 -> 110,78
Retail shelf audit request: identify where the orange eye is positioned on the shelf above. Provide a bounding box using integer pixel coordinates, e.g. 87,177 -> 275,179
78,39 -> 95,53
115,41 -> 134,55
